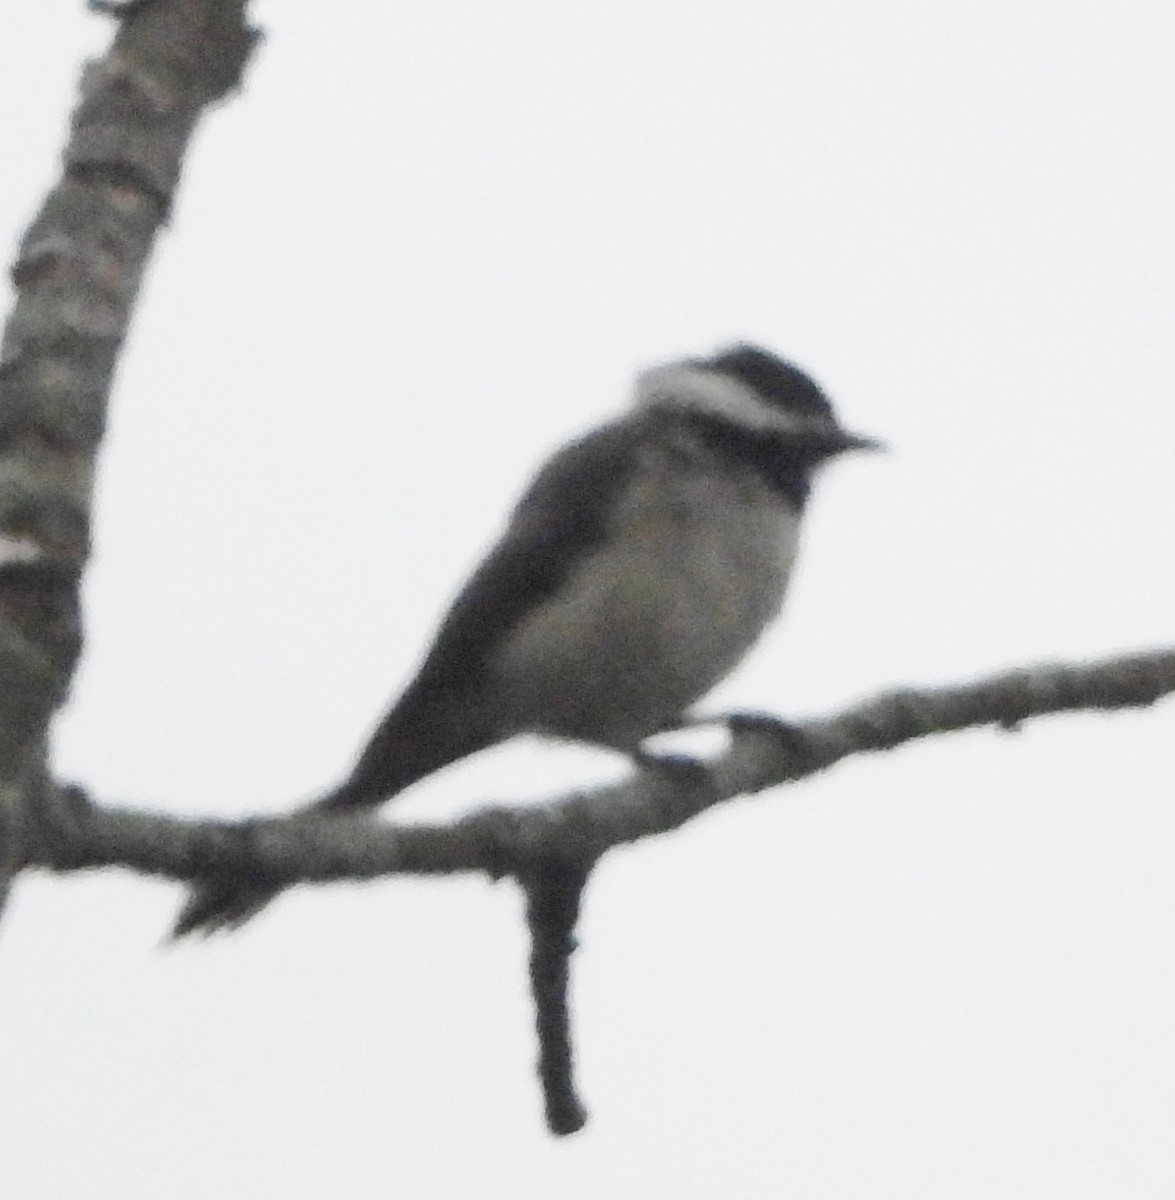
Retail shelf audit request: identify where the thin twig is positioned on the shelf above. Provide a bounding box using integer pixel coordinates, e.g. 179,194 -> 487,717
520,857 -> 594,1136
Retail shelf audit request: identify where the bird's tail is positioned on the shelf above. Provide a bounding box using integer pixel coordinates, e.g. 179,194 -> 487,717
169,690 -> 499,939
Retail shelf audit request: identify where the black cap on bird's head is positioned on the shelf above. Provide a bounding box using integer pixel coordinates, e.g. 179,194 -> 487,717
702,343 -> 835,423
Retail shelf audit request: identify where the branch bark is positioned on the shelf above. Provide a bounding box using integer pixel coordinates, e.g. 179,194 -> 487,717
0,1 -> 260,907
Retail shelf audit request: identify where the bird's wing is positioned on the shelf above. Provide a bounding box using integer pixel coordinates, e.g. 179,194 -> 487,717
407,417 -> 647,693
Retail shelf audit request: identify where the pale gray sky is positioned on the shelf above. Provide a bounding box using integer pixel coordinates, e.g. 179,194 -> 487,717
2,3 -> 1174,1197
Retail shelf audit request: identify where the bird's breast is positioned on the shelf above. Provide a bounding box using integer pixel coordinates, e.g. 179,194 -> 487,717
492,447 -> 800,747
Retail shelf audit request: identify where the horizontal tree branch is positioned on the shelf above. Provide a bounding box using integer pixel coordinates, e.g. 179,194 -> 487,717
26,646 -> 1175,887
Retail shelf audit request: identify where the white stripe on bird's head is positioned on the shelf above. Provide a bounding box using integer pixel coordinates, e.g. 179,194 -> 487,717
633,361 -> 837,437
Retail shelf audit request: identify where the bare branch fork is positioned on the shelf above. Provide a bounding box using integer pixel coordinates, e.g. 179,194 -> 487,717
2,0 -> 1172,1138
23,648 -> 1175,1133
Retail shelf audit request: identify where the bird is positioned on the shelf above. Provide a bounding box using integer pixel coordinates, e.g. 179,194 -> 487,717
171,342 -> 881,937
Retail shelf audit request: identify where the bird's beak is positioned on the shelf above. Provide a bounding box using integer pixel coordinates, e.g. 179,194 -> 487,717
835,430 -> 886,454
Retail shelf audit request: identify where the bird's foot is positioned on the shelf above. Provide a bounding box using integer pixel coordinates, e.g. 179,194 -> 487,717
631,747 -> 714,790
725,711 -> 821,775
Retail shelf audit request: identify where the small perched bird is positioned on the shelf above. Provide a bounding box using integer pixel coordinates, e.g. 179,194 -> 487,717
172,343 -> 881,937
